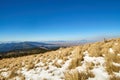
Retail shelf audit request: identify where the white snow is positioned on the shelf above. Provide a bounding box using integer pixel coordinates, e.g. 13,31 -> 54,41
21,55 -> 72,80
112,62 -> 120,67
109,48 -> 114,53
1,48 -> 118,80
114,43 -> 118,45
77,51 -> 109,80
117,54 -> 120,56
88,67 -> 109,80
1,71 -> 10,78
114,71 -> 120,77
0,68 -> 8,72
84,54 -> 105,66
57,59 -> 63,65
35,62 -> 45,67
58,50 -> 62,54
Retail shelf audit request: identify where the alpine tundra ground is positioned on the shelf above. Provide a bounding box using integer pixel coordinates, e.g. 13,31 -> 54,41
0,38 -> 120,80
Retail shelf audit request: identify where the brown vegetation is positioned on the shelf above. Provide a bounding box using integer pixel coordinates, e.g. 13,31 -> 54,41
0,38 -> 120,80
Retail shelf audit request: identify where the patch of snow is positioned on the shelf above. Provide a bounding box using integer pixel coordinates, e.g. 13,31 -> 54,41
76,61 -> 86,72
71,50 -> 75,54
57,59 -> 63,65
77,51 -> 105,72
114,71 -> 120,77
112,62 -> 120,67
85,56 -> 104,65
35,62 -> 44,67
102,54 -> 105,57
77,51 -> 109,80
117,54 -> 120,56
58,51 -> 62,53
114,43 -> 118,45
88,67 -> 109,80
1,71 -> 10,78
22,62 -> 25,66
21,55 -> 72,80
83,52 -> 105,66
83,51 -> 89,56
109,48 -> 114,53
62,58 -> 72,70
0,68 -> 8,72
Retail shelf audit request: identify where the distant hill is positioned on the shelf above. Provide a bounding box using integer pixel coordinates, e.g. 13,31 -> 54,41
0,42 -> 57,53
0,47 -> 51,58
0,40 -> 90,53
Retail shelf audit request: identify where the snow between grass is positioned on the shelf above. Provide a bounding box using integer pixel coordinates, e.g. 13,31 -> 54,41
76,51 -> 109,80
21,55 -> 72,80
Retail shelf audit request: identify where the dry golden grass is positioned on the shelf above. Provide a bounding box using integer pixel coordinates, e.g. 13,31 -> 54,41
44,66 -> 49,70
64,70 -> 80,80
88,43 -> 102,57
104,44 -> 120,75
64,70 -> 94,80
86,62 -> 95,70
81,44 -> 90,53
63,57 -> 69,61
112,43 -> 120,54
68,47 -> 83,69
105,61 -> 120,74
7,71 -> 18,79
68,57 -> 82,69
53,60 -> 62,68
110,75 -> 120,80
26,63 -> 34,70
0,38 -> 120,79
105,52 -> 120,63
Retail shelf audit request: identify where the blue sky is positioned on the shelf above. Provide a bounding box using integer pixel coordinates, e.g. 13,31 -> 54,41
0,0 -> 120,41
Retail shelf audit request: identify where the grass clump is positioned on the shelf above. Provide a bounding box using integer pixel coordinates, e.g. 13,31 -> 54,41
68,58 -> 82,69
64,70 -> 94,80
110,75 -> 120,80
88,44 -> 102,57
105,62 -> 120,74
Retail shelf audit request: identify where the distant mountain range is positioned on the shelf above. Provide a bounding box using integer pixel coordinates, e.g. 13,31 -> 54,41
0,40 -> 93,53
0,42 -> 56,53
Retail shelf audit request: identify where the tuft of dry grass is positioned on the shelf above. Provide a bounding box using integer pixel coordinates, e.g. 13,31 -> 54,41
64,70 -> 80,80
0,75 -> 6,80
68,58 -> 82,69
105,53 -> 120,63
68,47 -> 84,69
53,61 -> 62,68
81,44 -> 90,53
26,62 -> 35,70
64,70 -> 95,80
105,62 -> 120,74
86,62 -> 95,70
63,57 -> 69,61
88,44 -> 102,57
112,43 -> 120,54
44,66 -> 49,70
104,51 -> 120,75
110,75 -> 120,80
7,71 -> 18,79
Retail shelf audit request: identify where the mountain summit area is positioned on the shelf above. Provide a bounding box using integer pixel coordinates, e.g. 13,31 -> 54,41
0,38 -> 120,80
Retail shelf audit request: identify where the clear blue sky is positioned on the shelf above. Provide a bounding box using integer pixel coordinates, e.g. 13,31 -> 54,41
0,0 -> 120,41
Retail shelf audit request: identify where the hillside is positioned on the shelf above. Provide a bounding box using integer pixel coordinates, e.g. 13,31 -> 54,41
0,42 -> 56,53
0,48 -> 51,59
0,38 -> 120,80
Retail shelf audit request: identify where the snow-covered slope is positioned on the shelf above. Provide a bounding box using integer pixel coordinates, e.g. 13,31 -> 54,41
0,38 -> 120,80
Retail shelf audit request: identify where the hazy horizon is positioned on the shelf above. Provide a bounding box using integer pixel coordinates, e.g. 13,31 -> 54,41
0,0 -> 120,41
